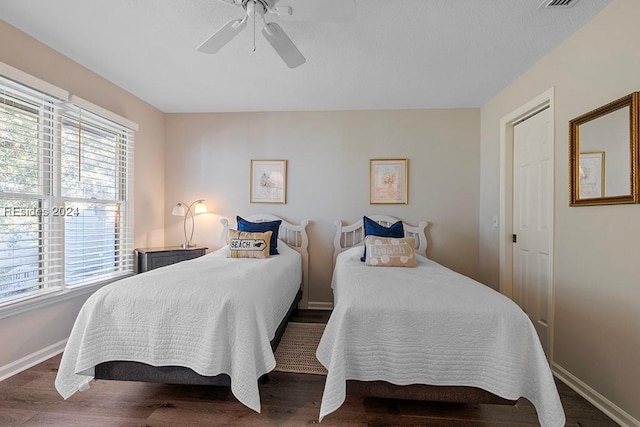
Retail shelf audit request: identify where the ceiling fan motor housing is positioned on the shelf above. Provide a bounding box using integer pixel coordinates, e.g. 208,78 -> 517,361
242,0 -> 273,15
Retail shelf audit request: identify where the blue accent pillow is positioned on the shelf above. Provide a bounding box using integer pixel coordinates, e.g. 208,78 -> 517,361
237,216 -> 281,255
361,216 -> 404,261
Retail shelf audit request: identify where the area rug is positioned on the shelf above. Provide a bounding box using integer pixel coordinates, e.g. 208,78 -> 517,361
274,322 -> 328,375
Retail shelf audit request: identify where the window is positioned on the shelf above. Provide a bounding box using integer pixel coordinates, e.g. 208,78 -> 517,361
0,74 -> 135,305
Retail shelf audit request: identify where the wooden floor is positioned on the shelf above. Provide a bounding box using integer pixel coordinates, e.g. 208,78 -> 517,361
0,310 -> 618,427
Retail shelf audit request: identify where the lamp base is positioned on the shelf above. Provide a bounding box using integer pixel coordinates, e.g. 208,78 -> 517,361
181,242 -> 197,249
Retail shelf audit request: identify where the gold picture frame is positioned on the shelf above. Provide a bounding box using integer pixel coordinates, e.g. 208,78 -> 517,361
370,158 -> 408,204
569,91 -> 639,206
250,160 -> 287,204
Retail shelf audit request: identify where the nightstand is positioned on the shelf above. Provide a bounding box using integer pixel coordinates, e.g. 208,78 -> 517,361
135,246 -> 208,273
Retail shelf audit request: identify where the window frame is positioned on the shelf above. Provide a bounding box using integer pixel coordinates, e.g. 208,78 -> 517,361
0,67 -> 136,309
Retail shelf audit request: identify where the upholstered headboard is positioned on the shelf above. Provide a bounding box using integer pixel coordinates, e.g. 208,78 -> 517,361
333,215 -> 428,266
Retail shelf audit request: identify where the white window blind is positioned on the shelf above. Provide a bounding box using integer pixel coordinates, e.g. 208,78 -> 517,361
0,74 -> 135,305
60,106 -> 135,286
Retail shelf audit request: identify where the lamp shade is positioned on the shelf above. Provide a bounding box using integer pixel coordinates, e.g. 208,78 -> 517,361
194,200 -> 208,214
172,203 -> 187,216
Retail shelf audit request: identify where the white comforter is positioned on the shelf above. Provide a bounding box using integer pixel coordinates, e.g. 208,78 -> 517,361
55,241 -> 301,413
316,247 -> 565,427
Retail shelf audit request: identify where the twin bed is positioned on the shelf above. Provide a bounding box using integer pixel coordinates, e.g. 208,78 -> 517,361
55,214 -> 308,413
316,215 -> 565,427
55,214 -> 565,426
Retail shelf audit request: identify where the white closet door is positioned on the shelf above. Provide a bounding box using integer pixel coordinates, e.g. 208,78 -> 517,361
512,107 -> 553,356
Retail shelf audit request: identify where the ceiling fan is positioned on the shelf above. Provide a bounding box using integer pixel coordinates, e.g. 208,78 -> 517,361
197,0 -> 356,68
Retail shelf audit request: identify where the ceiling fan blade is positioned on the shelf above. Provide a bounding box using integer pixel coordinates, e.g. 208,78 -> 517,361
261,22 -> 306,69
271,0 -> 356,22
197,18 -> 247,54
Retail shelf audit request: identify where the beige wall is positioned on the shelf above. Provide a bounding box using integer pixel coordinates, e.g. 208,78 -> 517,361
165,109 -> 480,305
0,21 -> 165,375
479,0 -> 640,422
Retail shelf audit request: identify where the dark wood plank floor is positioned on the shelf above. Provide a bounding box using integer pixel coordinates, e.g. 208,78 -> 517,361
0,310 -> 618,426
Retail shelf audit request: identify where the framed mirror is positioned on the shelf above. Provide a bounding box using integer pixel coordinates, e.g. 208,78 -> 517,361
569,92 -> 639,206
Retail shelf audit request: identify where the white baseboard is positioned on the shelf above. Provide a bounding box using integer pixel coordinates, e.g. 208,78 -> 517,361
306,301 -> 333,310
553,363 -> 639,427
0,339 -> 66,382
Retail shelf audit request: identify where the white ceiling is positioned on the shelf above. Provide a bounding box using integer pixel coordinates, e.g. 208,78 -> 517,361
0,0 -> 611,113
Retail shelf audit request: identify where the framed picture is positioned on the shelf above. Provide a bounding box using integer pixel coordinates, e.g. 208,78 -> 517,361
250,159 -> 287,204
370,158 -> 408,204
579,151 -> 605,199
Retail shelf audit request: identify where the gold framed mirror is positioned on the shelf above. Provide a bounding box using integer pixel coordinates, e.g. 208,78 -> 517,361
569,92 -> 639,206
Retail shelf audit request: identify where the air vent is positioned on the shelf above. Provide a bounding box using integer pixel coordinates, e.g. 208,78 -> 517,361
540,0 -> 579,8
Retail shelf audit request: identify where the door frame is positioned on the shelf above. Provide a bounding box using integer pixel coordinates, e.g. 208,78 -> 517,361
499,87 -> 555,357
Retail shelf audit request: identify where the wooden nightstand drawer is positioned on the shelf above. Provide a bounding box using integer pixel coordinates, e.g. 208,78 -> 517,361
135,247 -> 208,273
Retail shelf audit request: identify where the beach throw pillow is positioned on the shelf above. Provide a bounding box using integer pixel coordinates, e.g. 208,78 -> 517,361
364,236 -> 417,267
228,229 -> 272,259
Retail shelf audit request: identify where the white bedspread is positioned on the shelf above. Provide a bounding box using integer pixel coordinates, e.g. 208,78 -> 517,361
55,241 -> 301,413
316,247 -> 565,427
